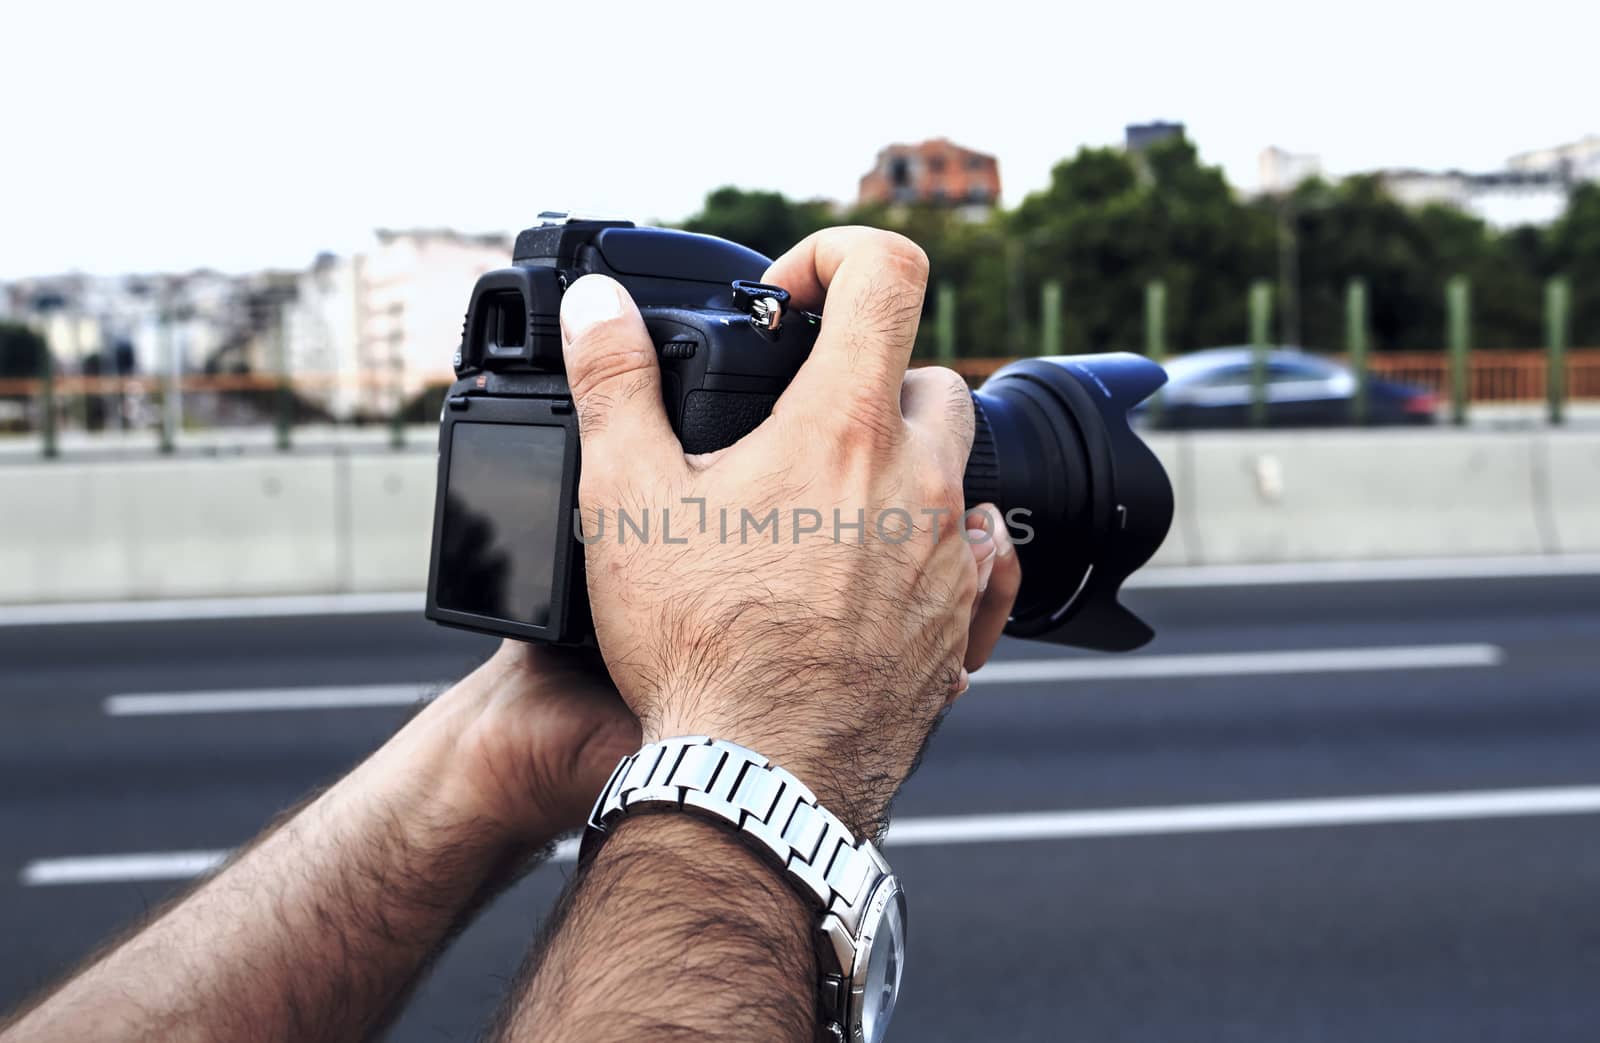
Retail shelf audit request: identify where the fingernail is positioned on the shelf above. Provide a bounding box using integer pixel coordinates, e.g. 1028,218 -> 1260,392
956,668 -> 970,696
975,545 -> 995,594
987,506 -> 1014,558
560,275 -> 623,344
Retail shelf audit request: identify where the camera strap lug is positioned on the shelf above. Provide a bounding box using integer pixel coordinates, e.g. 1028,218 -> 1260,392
731,280 -> 790,332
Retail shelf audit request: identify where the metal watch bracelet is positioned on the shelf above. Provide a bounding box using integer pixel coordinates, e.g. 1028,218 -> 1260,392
581,736 -> 897,1040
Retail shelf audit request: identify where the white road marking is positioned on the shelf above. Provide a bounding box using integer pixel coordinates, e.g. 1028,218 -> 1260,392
1127,554 -> 1600,588
879,786 -> 1600,846
0,592 -> 422,627
100,643 -> 1502,717
969,643 -> 1502,684
104,684 -> 435,717
3,554 -> 1597,628
23,785 -> 1600,885
22,851 -> 228,886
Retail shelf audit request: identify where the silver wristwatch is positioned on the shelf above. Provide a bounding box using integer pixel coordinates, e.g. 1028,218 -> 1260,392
583,736 -> 907,1043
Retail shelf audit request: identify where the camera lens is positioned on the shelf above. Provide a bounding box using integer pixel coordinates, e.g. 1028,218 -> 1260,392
962,353 -> 1173,652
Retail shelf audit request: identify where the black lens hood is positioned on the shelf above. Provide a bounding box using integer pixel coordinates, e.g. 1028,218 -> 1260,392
973,352 -> 1173,652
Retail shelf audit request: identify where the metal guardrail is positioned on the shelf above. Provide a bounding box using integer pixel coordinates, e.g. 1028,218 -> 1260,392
3,352 -> 1597,404
0,372 -> 445,396
1354,350 -> 1600,401
3,349 -> 1597,459
932,349 -> 1600,402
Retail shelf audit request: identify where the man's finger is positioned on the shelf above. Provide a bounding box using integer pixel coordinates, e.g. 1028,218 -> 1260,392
900,366 -> 976,479
963,505 -> 1021,677
762,227 -> 930,421
559,275 -> 684,478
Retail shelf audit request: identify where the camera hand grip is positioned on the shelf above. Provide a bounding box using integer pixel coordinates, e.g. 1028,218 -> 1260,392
677,389 -> 780,455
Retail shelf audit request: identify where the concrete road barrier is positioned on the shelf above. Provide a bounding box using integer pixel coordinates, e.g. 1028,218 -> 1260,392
1141,434 -> 1191,568
0,456 -> 341,602
1544,432 -> 1600,554
1,429 -> 1595,604
344,453 -> 438,592
1180,429 -> 1552,565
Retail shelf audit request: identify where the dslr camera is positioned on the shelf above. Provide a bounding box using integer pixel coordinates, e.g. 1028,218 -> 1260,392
426,214 -> 1173,651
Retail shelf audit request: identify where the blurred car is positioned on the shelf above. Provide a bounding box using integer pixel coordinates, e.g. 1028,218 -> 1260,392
1136,347 -> 1439,429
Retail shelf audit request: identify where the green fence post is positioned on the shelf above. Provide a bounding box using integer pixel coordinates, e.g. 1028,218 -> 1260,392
1145,280 -> 1167,363
1546,276 -> 1570,426
1249,280 -> 1273,428
1346,278 -> 1370,425
1446,275 -> 1471,426
274,303 -> 293,452
1040,280 -> 1062,357
936,282 -> 956,365
1145,279 -> 1167,424
39,344 -> 58,459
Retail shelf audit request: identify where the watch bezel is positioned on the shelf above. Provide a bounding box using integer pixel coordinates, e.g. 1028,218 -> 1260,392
846,873 -> 907,1043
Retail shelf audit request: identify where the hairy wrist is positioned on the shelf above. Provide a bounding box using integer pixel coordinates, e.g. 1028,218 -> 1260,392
507,814 -> 816,1040
626,600 -> 951,840
642,701 -> 910,839
379,643 -> 570,851
313,732 -> 535,902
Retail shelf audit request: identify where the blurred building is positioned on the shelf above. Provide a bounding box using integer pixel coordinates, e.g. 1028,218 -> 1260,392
1377,168 -> 1570,229
1507,134 -> 1600,183
857,139 -> 1001,218
1367,134 -> 1598,229
3,270 -> 250,376
1258,147 -> 1324,193
1125,121 -> 1185,153
5,230 -> 508,421
285,229 -> 510,418
288,254 -> 365,420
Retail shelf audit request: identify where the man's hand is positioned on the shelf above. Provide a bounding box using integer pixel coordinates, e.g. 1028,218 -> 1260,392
490,227 -> 1021,1043
560,227 -> 999,837
442,641 -> 640,842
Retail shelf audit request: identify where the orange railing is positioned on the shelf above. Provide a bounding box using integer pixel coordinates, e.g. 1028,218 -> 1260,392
0,372 -> 458,397
934,348 -> 1600,401
1358,350 -> 1600,401
1,350 -> 1596,417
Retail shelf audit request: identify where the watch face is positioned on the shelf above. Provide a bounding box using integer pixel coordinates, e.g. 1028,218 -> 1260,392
858,879 -> 907,1043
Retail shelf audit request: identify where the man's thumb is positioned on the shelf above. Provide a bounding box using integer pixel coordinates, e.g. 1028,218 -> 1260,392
559,274 -> 681,462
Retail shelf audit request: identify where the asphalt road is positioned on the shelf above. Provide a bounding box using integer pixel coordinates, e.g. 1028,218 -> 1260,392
2,569 -> 1599,1041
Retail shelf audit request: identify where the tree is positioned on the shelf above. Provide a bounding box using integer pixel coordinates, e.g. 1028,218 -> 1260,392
0,321 -> 49,380
681,187 -> 834,261
677,142 -> 1595,362
1011,138 -> 1272,355
1545,182 -> 1600,346
847,201 -> 1013,358
1011,146 -> 1149,354
1273,176 -> 1440,351
1270,177 -> 1549,352
1423,204 -> 1542,349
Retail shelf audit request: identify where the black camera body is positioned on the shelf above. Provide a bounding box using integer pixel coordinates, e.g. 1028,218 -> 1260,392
426,215 -> 817,645
456,215 -> 821,453
427,215 -> 1174,653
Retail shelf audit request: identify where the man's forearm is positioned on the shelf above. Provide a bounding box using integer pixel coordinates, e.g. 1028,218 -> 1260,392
3,674 -> 539,1043
493,815 -> 817,1041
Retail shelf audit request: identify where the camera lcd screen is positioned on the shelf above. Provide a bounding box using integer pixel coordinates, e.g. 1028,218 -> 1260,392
436,422 -> 566,627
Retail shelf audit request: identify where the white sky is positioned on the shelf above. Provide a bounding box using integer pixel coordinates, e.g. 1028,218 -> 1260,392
4,0 -> 1597,278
